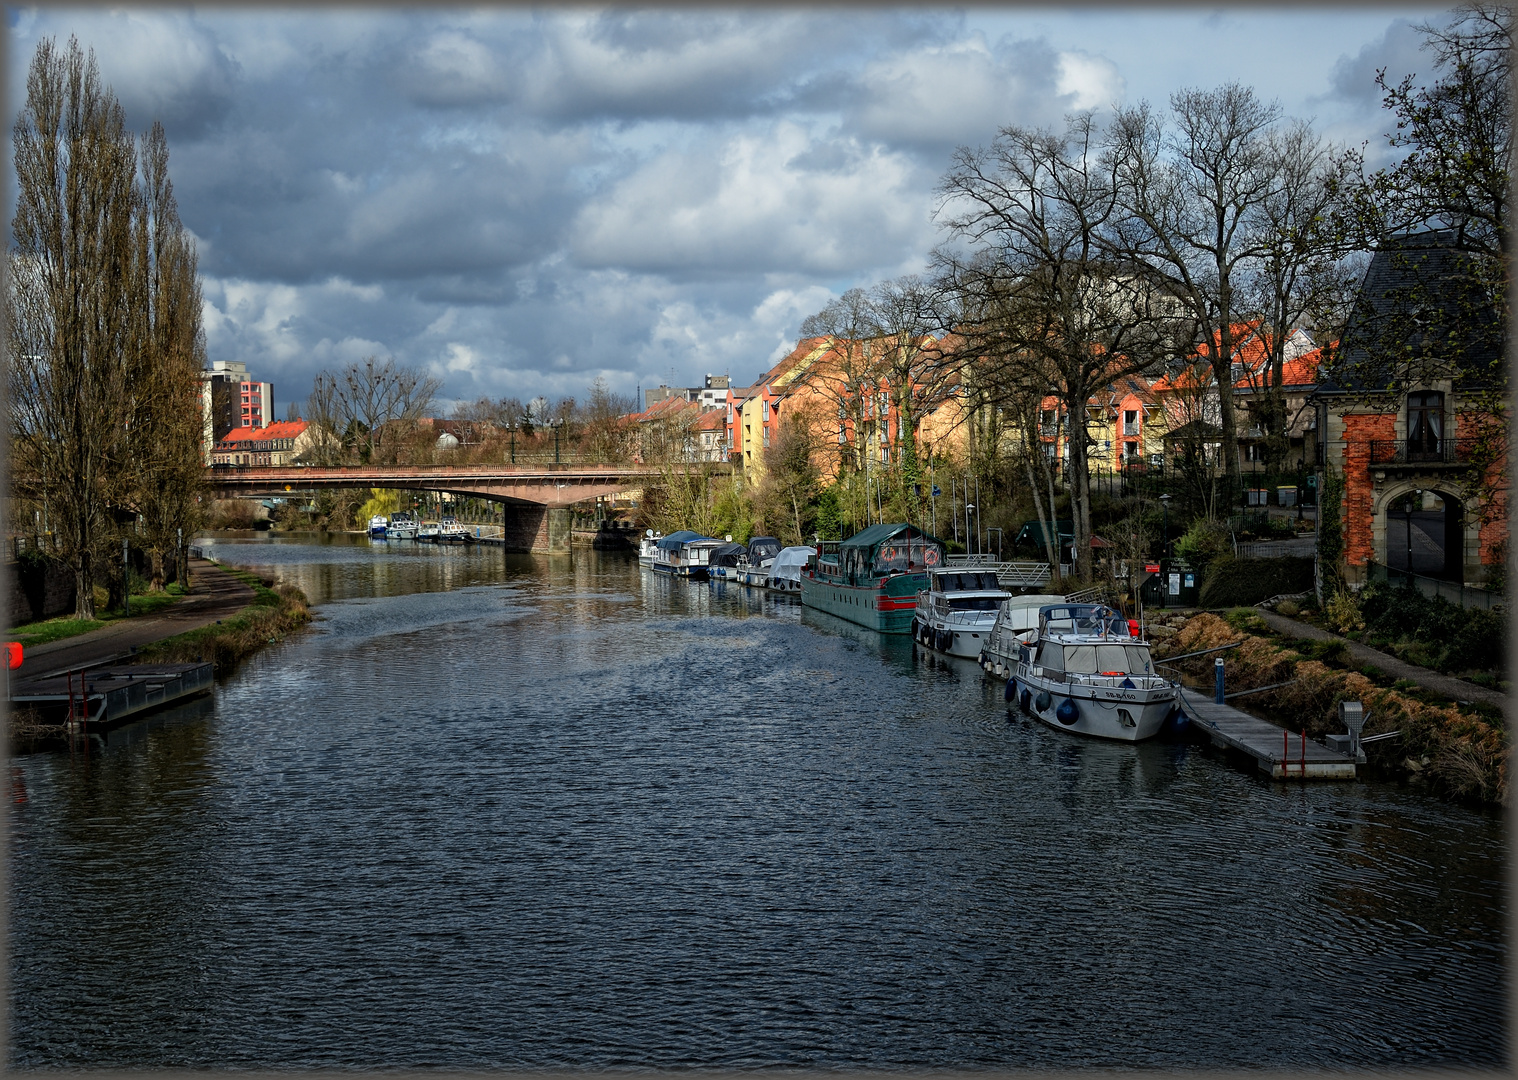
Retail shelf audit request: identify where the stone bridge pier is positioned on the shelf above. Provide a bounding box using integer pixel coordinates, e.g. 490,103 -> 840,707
499,503 -> 575,554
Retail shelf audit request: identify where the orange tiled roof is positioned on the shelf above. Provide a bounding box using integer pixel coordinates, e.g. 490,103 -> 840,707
219,420 -> 308,443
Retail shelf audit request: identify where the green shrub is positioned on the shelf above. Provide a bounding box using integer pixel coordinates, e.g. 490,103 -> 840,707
1174,517 -> 1233,572
1199,555 -> 1315,608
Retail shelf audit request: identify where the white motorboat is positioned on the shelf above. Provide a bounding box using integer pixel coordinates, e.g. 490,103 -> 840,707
910,567 -> 1012,658
437,516 -> 468,543
417,521 -> 441,542
767,546 -> 815,593
979,593 -> 1070,675
639,531 -> 662,566
387,512 -> 419,540
368,515 -> 389,538
999,602 -> 1179,742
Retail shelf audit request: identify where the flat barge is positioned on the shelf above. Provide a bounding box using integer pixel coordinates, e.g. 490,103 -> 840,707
9,662 -> 215,732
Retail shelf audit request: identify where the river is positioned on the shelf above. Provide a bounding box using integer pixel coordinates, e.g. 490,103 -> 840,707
8,532 -> 1507,1069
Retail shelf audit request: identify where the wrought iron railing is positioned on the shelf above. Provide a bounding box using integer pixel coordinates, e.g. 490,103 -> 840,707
1364,439 -> 1477,466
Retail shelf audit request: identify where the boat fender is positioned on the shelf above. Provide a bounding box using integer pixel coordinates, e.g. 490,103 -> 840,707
1004,677 -> 1017,702
1056,697 -> 1080,725
1020,688 -> 1032,713
1120,677 -> 1136,689
1034,690 -> 1052,713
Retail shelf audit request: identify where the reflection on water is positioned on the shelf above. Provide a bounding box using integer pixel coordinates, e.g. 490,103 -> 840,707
8,531 -> 1507,1070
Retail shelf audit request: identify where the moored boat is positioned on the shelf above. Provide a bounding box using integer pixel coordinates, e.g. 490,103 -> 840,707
799,523 -> 944,633
639,531 -> 663,566
387,512 -> 419,540
706,541 -> 748,580
767,546 -> 816,593
437,516 -> 468,543
652,530 -> 709,575
910,567 -> 1012,658
978,593 -> 1070,676
1002,602 -> 1178,742
368,515 -> 389,538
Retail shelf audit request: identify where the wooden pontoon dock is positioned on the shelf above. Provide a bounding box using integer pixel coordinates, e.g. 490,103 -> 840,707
9,662 -> 214,731
1177,686 -> 1358,780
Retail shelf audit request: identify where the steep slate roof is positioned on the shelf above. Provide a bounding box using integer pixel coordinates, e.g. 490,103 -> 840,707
1321,229 -> 1503,393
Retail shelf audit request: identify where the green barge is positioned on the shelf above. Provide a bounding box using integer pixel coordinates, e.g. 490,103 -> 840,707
798,523 -> 945,634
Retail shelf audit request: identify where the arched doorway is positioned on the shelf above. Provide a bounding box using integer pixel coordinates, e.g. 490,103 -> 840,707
1384,488 -> 1464,581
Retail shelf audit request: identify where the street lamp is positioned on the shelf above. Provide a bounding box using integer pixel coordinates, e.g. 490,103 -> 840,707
1159,493 -> 1172,560
551,418 -> 564,464
508,423 -> 517,464
965,503 -> 976,559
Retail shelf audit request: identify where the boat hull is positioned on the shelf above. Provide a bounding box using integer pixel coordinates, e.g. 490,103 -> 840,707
800,571 -> 927,634
1005,664 -> 1177,742
911,615 -> 999,658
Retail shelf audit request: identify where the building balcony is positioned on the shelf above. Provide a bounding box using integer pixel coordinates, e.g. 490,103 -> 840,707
1364,438 -> 1479,468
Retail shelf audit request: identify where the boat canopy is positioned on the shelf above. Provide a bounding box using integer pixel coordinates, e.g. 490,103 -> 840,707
837,523 -> 944,583
768,545 -> 816,584
656,530 -> 708,551
1035,640 -> 1153,676
1037,603 -> 1130,637
708,542 -> 747,567
747,536 -> 782,562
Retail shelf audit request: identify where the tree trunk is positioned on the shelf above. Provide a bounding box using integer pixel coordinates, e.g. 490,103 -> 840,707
73,550 -> 95,620
1066,399 -> 1094,580
150,548 -> 165,592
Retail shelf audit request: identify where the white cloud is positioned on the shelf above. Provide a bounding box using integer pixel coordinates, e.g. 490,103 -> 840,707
1056,50 -> 1124,112
570,121 -> 931,277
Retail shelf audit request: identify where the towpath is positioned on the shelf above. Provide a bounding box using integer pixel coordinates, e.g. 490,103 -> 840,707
1251,607 -> 1508,712
14,560 -> 256,680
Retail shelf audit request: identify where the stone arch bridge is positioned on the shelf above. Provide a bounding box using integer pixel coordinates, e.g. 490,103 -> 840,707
206,463 -> 717,553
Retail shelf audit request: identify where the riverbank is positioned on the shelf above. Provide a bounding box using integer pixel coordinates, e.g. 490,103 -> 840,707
13,559 -> 258,678
8,559 -> 311,744
132,565 -> 310,674
1152,610 -> 1507,807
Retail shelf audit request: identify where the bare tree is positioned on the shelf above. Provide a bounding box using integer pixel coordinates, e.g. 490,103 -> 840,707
9,37 -> 139,618
1106,84 -> 1287,509
316,356 -> 441,463
937,112 -> 1191,577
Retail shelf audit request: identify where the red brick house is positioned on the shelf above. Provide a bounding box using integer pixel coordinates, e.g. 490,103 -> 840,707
1314,232 -> 1507,586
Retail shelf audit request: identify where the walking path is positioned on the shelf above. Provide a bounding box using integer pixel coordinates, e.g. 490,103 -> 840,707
15,560 -> 256,680
1252,607 -> 1508,711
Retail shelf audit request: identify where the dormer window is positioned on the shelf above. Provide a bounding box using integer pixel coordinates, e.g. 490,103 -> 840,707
1407,390 -> 1444,461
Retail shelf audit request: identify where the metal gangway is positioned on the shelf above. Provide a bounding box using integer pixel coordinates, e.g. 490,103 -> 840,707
945,554 -> 1052,588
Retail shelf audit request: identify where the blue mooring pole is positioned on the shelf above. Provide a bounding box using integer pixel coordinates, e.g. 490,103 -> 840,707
1214,657 -> 1225,704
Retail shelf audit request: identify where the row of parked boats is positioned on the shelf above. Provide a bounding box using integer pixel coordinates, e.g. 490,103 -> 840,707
643,522 -> 1183,744
368,513 -> 471,543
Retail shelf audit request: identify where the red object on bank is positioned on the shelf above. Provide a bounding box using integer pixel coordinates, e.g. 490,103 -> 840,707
1128,619 -> 1141,638
5,642 -> 22,670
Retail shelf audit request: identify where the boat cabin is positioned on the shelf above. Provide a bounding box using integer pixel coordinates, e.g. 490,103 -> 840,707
818,523 -> 945,584
1032,639 -> 1156,678
927,569 -> 1005,608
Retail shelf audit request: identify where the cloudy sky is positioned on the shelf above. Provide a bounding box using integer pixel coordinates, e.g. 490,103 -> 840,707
9,5 -> 1449,419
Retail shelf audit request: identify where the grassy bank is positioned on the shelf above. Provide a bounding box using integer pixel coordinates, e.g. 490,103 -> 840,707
1154,611 -> 1507,808
9,585 -> 188,647
134,567 -> 311,675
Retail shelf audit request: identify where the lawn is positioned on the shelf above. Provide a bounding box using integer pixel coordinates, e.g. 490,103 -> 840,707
8,583 -> 189,647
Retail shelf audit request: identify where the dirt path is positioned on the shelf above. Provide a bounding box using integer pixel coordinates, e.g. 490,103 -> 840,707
14,560 -> 257,679
1251,607 -> 1508,712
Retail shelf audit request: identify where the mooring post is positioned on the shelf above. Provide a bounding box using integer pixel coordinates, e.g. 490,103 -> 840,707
1214,657 -> 1225,704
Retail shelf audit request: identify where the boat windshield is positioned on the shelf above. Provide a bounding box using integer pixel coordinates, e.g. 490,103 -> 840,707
935,571 -> 1001,592
1040,604 -> 1128,636
948,597 -> 1003,611
1061,643 -> 1154,675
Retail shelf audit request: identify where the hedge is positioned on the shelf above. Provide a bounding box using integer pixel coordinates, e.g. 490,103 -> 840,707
1199,555 -> 1315,609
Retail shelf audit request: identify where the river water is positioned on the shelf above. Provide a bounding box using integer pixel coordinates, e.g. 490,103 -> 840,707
8,533 -> 1507,1069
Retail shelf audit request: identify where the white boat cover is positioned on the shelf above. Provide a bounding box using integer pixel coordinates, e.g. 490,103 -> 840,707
767,546 -> 815,587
